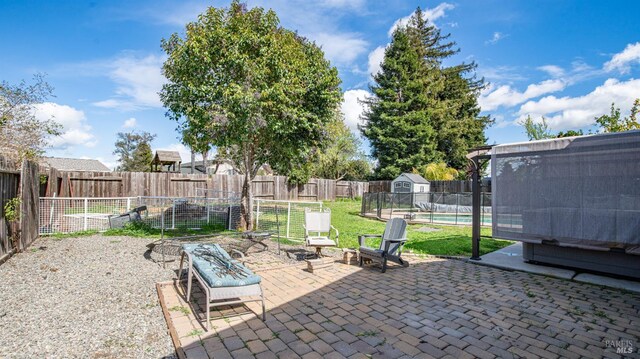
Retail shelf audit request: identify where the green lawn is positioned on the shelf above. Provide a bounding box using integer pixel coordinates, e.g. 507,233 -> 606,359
325,199 -> 512,257
50,199 -> 512,257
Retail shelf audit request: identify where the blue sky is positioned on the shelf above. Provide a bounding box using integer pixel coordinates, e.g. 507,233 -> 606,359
2,0 -> 640,169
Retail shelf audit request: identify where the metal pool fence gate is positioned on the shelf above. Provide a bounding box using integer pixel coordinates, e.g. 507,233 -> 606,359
39,196 -> 241,235
253,199 -> 323,241
361,192 -> 492,226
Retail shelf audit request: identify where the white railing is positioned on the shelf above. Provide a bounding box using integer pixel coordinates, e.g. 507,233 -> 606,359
39,197 -> 137,235
253,199 -> 323,241
39,196 -> 321,236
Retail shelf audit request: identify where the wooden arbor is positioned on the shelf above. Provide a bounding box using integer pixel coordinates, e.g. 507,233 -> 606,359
151,150 -> 182,172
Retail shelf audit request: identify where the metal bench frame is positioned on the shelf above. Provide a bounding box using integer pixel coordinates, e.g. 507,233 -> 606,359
178,247 -> 265,330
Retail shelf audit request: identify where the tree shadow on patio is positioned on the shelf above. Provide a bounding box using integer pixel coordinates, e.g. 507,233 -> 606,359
159,255 -> 639,358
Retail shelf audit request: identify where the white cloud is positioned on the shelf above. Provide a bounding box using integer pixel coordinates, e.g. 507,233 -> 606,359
123,117 -> 137,128
93,54 -> 166,110
34,102 -> 96,149
341,89 -> 370,133
312,33 -> 368,66
479,79 -> 567,111
478,65 -> 528,82
517,78 -> 640,130
388,2 -> 455,36
367,46 -> 386,77
604,42 -> 640,74
485,32 -> 507,45
537,65 -> 565,78
156,143 -> 202,163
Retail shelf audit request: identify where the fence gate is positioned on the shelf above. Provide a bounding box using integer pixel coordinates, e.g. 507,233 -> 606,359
0,167 -> 19,260
253,199 -> 322,240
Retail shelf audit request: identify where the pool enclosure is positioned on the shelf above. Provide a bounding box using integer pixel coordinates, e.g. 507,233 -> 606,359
491,130 -> 640,278
360,191 -> 492,226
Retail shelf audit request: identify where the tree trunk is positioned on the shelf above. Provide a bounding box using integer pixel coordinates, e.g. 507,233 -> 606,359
190,151 -> 195,174
240,171 -> 254,231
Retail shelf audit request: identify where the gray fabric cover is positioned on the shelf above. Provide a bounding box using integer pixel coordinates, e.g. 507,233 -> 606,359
492,130 -> 640,254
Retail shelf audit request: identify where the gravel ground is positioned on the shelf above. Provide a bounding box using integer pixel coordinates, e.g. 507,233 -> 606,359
0,234 -> 345,358
0,235 -> 177,359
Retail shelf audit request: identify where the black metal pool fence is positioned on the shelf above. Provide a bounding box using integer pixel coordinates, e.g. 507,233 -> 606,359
361,192 -> 492,226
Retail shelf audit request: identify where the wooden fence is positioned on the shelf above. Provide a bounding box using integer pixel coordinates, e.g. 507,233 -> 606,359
366,180 -> 489,193
0,158 -> 39,263
431,180 -> 475,193
20,161 -> 39,251
40,170 -> 369,201
0,160 -> 19,262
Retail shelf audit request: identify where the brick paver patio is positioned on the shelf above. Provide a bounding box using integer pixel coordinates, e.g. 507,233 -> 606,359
158,257 -> 640,358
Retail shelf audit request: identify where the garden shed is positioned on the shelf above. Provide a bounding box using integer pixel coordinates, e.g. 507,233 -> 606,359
491,130 -> 640,278
391,173 -> 430,193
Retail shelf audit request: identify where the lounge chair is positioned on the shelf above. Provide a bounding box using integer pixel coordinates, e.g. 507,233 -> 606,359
358,218 -> 409,273
303,208 -> 339,257
178,243 -> 265,330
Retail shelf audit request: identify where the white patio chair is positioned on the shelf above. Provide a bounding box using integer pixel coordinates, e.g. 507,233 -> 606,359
303,208 -> 339,257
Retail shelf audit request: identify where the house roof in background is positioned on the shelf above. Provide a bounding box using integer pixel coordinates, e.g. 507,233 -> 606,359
179,162 -> 207,174
41,157 -> 111,172
153,150 -> 182,163
396,173 -> 430,184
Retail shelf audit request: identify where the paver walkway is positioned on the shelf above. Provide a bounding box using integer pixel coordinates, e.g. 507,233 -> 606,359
158,256 -> 640,359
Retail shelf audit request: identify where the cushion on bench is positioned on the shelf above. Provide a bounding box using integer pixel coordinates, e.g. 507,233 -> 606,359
306,237 -> 336,246
182,244 -> 261,288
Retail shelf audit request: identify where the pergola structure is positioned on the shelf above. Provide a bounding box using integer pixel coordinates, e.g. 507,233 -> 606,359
466,145 -> 493,260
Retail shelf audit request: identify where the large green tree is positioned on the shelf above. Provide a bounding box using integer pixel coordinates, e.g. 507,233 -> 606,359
312,109 -> 371,181
113,131 -> 156,172
361,8 -> 489,179
0,74 -> 61,162
160,2 -> 341,229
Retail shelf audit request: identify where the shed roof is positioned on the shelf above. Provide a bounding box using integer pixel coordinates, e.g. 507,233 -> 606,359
153,150 -> 182,163
395,173 -> 429,184
41,157 -> 111,172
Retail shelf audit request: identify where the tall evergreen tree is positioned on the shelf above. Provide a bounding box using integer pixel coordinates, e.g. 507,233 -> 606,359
361,8 -> 490,178
113,131 -> 156,172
